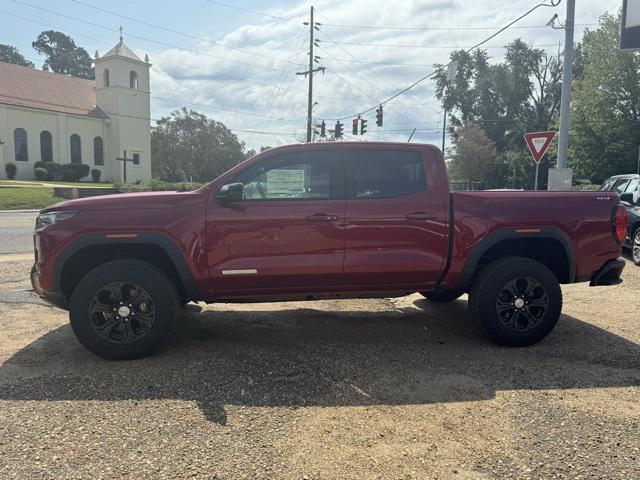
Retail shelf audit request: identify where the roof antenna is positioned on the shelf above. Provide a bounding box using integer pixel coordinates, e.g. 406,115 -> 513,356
119,26 -> 124,43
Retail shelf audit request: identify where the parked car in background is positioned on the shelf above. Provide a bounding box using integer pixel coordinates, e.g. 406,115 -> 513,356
600,174 -> 640,265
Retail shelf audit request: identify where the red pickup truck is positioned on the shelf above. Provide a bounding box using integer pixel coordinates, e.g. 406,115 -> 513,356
31,142 -> 627,359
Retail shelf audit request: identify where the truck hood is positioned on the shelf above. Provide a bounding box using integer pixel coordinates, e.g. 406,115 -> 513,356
42,189 -> 208,213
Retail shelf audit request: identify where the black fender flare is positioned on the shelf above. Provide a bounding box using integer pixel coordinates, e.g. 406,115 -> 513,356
53,232 -> 199,299
453,227 -> 576,291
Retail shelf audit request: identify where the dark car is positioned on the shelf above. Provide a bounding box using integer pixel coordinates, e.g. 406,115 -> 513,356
600,174 -> 640,264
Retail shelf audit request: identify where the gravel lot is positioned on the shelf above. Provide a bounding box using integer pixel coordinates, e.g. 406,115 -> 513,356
0,252 -> 638,479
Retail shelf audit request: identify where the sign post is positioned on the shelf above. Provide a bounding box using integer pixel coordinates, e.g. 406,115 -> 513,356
524,131 -> 557,191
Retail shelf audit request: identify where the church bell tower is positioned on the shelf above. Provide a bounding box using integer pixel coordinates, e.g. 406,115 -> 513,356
94,28 -> 151,183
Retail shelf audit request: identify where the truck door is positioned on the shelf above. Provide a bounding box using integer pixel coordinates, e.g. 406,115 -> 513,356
205,148 -> 346,295
343,146 -> 449,288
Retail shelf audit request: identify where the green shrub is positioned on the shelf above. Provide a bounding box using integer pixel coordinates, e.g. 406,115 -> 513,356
60,168 -> 76,182
5,162 -> 17,180
572,184 -> 600,191
34,162 -> 63,180
91,168 -> 102,183
58,163 -> 91,182
34,167 -> 48,181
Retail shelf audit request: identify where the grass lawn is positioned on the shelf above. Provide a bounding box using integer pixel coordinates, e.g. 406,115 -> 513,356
0,187 -> 64,210
0,179 -> 114,188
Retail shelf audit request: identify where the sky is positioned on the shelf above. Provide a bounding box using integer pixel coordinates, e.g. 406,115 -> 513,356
0,0 -> 622,150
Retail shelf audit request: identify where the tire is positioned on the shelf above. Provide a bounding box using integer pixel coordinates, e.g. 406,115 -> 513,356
419,290 -> 463,303
69,259 -> 180,360
632,228 -> 640,266
468,257 -> 562,347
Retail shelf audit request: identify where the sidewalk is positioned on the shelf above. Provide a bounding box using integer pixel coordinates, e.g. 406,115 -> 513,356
0,209 -> 40,214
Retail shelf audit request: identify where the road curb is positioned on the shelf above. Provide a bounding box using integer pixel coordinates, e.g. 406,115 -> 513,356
0,209 -> 40,214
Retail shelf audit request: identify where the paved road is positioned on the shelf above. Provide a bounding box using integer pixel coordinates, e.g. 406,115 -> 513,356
0,211 -> 37,254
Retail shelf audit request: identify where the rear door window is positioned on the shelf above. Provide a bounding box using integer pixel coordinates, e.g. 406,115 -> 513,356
347,150 -> 426,199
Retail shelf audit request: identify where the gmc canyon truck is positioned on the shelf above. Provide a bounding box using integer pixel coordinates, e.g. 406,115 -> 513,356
31,143 -> 627,359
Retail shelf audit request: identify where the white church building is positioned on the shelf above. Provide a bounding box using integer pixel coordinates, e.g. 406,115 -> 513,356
0,37 -> 152,183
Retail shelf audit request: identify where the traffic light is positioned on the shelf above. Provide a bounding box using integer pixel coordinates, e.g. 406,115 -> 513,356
334,121 -> 343,139
320,120 -> 326,137
352,118 -> 359,135
376,105 -> 383,127
360,118 -> 368,135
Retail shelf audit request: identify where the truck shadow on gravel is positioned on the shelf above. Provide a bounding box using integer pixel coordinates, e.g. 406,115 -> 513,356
2,299 -> 639,424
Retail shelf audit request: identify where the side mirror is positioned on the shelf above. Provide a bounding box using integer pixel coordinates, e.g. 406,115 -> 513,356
619,192 -> 635,205
216,182 -> 243,204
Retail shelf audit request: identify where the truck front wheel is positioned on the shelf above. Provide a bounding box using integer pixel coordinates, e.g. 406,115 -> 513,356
69,259 -> 180,360
468,257 -> 562,346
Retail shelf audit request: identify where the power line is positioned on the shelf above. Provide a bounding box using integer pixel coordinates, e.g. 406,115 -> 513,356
2,8 -> 315,129
317,46 -> 427,125
314,8 -> 440,116
12,0 -> 305,73
0,90 -> 301,136
70,0 -> 305,66
333,0 -> 562,121
323,40 -> 561,50
319,21 -> 597,31
202,0 -> 296,23
1,7 -> 304,91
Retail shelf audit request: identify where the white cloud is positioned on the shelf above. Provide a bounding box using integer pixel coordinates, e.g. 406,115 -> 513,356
147,0 -> 620,150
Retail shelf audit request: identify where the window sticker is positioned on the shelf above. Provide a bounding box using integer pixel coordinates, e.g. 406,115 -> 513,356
267,169 -> 306,196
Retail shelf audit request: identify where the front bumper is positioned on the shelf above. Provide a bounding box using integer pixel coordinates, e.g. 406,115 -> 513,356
31,264 -> 67,309
590,257 -> 625,286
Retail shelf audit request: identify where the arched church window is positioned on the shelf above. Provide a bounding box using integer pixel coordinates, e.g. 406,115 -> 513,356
93,137 -> 104,166
104,68 -> 110,87
14,128 -> 28,162
130,70 -> 138,90
70,134 -> 82,164
40,131 -> 53,162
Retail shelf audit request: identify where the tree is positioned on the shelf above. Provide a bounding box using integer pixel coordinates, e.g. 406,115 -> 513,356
32,31 -> 93,79
434,40 -> 564,188
447,124 -> 501,189
244,145 -> 272,159
152,108 -> 246,182
0,44 -> 34,68
569,13 -> 640,182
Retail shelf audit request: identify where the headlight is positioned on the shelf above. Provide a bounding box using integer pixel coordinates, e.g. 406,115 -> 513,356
35,211 -> 79,230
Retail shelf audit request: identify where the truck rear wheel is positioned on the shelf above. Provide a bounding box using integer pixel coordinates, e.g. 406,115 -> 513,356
69,259 -> 180,360
419,290 -> 463,303
468,257 -> 562,346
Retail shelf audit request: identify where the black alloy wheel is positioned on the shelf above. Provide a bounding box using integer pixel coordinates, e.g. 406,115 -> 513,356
89,282 -> 156,344
495,277 -> 549,332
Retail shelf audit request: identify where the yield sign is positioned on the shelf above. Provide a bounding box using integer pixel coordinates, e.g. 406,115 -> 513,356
524,131 -> 556,164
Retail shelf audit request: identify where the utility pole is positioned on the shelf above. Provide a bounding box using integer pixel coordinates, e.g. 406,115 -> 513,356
296,6 -> 325,143
549,0 -> 575,190
442,62 -> 458,158
307,6 -> 314,143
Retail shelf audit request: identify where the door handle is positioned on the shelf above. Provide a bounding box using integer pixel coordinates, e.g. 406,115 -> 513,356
405,212 -> 435,221
305,213 -> 338,222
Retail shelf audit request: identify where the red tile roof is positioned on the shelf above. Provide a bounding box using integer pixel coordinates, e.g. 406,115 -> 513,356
0,61 -> 106,119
